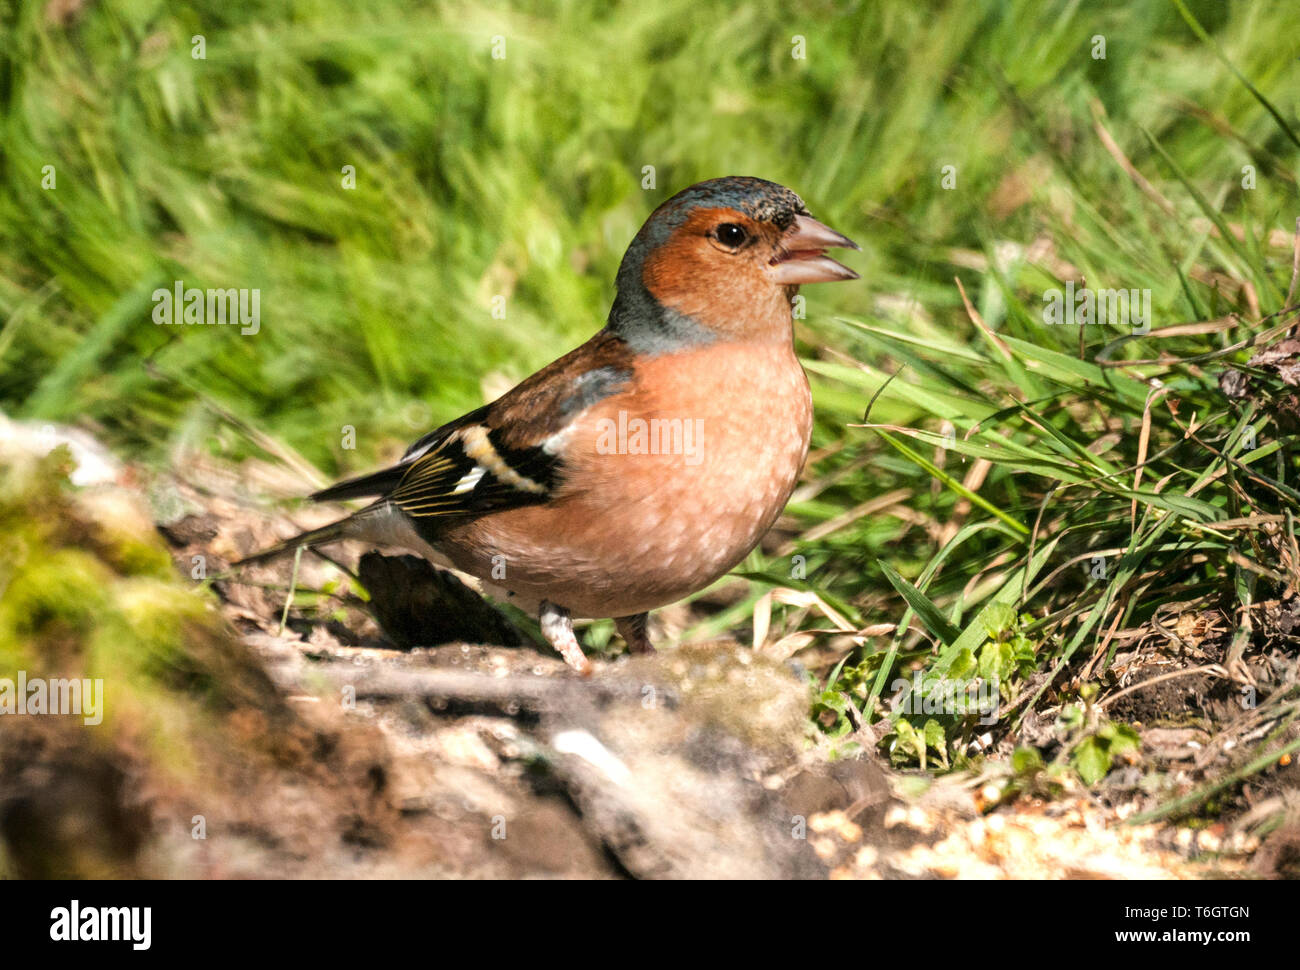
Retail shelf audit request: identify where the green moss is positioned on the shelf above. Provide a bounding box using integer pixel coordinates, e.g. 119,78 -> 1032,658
91,580 -> 219,692
630,643 -> 811,750
0,450 -> 277,767
94,530 -> 176,580
0,548 -> 113,644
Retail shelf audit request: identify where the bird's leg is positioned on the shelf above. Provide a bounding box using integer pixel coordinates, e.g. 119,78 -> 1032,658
614,612 -> 655,655
539,600 -> 591,674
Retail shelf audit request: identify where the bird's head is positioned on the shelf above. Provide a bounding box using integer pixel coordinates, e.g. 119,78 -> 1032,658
609,176 -> 859,349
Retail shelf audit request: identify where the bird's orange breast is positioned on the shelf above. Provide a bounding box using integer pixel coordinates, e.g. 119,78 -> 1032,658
435,340 -> 813,618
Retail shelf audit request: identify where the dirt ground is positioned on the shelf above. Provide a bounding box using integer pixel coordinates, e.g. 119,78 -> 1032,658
2,439 -> 1297,879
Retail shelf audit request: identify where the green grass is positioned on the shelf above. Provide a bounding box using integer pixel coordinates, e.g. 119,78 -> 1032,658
3,0 -> 1300,820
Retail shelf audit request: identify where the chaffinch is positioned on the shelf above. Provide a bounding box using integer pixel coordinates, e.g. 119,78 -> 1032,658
240,176 -> 859,671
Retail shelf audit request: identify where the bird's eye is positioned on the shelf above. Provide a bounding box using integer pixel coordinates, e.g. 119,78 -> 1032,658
714,223 -> 748,248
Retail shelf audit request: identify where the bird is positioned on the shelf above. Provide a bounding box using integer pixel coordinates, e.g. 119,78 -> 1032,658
238,176 -> 859,672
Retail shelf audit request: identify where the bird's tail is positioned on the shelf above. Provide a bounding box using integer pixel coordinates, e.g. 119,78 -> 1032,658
233,517 -> 354,566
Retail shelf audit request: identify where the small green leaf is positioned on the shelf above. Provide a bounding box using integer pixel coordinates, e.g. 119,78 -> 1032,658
879,560 -> 961,645
1074,737 -> 1110,785
981,602 -> 1016,639
1011,747 -> 1043,776
923,718 -> 945,750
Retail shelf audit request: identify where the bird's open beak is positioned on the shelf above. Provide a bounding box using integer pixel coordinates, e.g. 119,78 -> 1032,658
769,214 -> 860,285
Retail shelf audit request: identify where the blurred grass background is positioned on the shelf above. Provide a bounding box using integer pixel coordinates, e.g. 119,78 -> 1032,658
3,0 -> 1292,463
3,0 -> 1300,793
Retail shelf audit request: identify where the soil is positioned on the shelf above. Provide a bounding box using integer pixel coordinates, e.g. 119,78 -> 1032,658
2,441 -> 1295,879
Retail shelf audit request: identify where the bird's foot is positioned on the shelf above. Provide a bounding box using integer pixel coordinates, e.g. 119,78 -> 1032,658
614,612 -> 655,655
540,600 -> 592,675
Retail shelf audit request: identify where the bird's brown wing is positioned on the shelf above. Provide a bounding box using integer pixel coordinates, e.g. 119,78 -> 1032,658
313,329 -> 636,522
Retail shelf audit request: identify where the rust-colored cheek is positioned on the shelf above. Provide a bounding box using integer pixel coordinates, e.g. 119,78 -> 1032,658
640,211 -> 784,336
